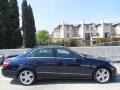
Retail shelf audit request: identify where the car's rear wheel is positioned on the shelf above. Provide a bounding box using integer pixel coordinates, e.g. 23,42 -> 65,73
94,68 -> 111,83
18,69 -> 35,85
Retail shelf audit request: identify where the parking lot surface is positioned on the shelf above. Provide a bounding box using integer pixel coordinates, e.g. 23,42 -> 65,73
0,63 -> 120,90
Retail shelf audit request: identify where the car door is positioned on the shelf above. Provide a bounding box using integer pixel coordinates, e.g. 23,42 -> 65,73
55,48 -> 87,78
27,48 -> 58,79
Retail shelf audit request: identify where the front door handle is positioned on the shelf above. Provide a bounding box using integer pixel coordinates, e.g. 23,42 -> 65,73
34,60 -> 39,65
58,62 -> 62,66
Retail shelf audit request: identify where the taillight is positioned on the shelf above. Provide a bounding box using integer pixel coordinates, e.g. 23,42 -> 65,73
3,61 -> 10,68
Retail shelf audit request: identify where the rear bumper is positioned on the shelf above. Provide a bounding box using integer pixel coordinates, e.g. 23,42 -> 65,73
1,68 -> 17,79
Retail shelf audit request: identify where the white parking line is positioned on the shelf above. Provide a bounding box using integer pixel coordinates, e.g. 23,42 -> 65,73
0,78 -> 12,81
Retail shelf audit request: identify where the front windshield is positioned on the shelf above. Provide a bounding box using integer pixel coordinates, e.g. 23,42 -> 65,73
77,52 -> 85,57
71,50 -> 85,58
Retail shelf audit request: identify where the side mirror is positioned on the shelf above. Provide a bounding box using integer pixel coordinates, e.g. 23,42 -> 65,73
0,54 -> 4,64
74,57 -> 84,62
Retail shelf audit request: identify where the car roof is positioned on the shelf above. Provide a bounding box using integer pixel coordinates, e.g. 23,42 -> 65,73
34,45 -> 68,49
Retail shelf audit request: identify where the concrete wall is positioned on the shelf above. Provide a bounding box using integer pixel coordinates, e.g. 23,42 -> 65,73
0,46 -> 120,62
70,46 -> 120,62
0,49 -> 27,57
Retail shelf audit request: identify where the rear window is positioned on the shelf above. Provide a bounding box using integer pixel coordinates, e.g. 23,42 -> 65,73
29,48 -> 53,57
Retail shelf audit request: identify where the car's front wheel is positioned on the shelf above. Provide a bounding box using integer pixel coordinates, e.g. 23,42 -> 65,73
18,69 -> 35,85
94,68 -> 111,83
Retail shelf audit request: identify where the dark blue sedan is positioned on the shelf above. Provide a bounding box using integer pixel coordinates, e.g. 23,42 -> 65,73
2,46 -> 116,85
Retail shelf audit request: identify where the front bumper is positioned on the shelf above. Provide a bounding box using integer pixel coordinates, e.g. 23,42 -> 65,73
1,68 -> 17,79
110,66 -> 117,79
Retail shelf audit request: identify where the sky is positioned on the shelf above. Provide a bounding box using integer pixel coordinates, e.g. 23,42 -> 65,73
18,0 -> 120,33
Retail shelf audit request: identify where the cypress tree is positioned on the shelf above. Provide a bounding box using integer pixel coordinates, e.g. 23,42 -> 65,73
22,0 -> 30,48
9,0 -> 23,48
22,0 -> 36,48
28,4 -> 36,47
0,0 -> 13,49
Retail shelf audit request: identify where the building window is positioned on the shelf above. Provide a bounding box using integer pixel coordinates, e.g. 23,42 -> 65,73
105,25 -> 110,30
96,33 -> 100,36
115,29 -> 120,35
86,25 -> 89,30
67,33 -> 70,38
105,33 -> 109,38
85,33 -> 91,40
66,26 -> 71,31
67,27 -> 69,31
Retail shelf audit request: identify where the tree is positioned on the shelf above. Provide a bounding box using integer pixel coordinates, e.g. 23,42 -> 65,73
94,38 -> 111,45
55,39 -> 80,47
0,0 -> 13,49
36,30 -> 52,45
22,0 -> 36,48
60,39 -> 65,46
28,4 -> 36,47
9,0 -> 23,48
22,0 -> 29,48
68,39 -> 79,47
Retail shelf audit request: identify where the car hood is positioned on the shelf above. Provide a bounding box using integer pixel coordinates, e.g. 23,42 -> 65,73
83,54 -> 111,62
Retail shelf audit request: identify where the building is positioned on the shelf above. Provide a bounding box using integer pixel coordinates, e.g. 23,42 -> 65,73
52,20 -> 120,45
112,23 -> 120,38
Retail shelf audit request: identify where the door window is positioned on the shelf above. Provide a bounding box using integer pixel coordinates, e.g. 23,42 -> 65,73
57,49 -> 73,58
56,48 -> 81,59
29,48 -> 53,57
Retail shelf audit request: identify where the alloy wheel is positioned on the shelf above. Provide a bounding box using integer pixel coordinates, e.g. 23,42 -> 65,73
19,70 -> 35,85
95,68 -> 110,83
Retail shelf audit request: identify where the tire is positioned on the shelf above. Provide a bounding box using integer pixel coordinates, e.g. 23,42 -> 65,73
18,69 -> 36,85
94,68 -> 111,83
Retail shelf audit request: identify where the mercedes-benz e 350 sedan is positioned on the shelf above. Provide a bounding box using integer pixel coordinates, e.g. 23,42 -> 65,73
2,46 -> 116,85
